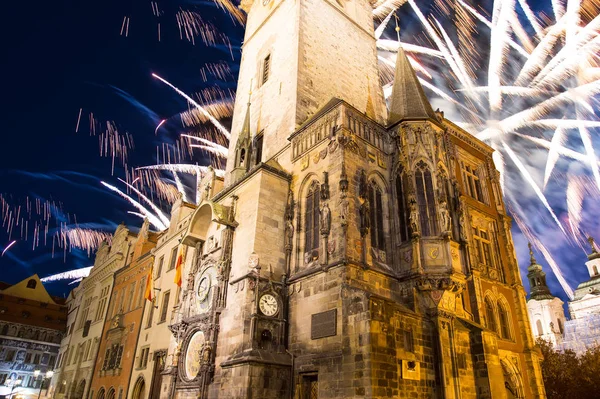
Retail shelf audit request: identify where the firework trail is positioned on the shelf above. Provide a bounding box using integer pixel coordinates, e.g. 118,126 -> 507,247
377,0 -> 600,297
1,240 -> 17,257
40,266 -> 93,283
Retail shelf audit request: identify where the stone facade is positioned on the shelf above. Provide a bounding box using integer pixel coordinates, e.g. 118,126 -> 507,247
0,275 -> 65,399
165,1 -> 546,398
528,239 -> 600,354
88,220 -> 156,399
52,224 -> 137,399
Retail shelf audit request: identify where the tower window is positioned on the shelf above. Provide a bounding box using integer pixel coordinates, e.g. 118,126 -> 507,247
593,265 -> 598,276
536,319 -> 543,336
261,54 -> 271,86
473,227 -> 494,268
27,279 -> 37,289
461,163 -> 485,203
368,183 -> 385,251
395,169 -> 410,242
497,302 -> 511,340
253,131 -> 264,165
485,298 -> 497,333
415,162 -> 438,236
304,182 -> 321,256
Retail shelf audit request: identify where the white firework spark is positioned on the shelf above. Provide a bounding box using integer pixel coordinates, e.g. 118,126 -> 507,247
40,266 -> 93,283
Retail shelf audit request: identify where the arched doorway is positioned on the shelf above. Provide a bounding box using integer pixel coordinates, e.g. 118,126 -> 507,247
72,379 -> 86,399
501,359 -> 525,399
96,387 -> 106,399
106,387 -> 116,399
132,377 -> 146,399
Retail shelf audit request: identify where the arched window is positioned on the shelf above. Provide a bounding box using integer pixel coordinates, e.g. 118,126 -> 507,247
369,182 -> 385,251
536,320 -> 543,336
304,182 -> 321,255
395,167 -> 410,242
497,302 -> 511,339
557,318 -> 564,334
414,162 -> 438,236
593,265 -> 598,276
485,298 -> 497,333
27,279 -> 37,289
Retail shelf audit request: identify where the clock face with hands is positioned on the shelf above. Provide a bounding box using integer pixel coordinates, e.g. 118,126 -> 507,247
259,293 -> 279,317
196,267 -> 216,310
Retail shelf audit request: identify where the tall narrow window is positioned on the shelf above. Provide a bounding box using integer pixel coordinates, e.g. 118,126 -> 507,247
485,298 -> 497,333
498,302 -> 511,339
169,247 -> 178,271
462,163 -> 485,202
396,169 -> 410,242
156,256 -> 164,277
262,54 -> 271,85
368,183 -> 385,251
159,291 -> 170,323
473,227 -> 494,268
304,182 -> 321,255
414,163 -> 438,236
253,132 -> 264,165
536,320 -> 543,336
146,299 -> 155,329
127,282 -> 137,312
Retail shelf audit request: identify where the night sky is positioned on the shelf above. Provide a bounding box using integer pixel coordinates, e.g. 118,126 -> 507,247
1,0 -> 596,310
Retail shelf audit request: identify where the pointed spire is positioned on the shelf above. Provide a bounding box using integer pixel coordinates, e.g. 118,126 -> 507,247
526,242 -> 555,300
238,82 -> 253,146
387,18 -> 437,125
588,236 -> 600,260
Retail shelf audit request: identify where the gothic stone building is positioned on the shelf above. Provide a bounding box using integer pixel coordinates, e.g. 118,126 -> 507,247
163,0 -> 546,398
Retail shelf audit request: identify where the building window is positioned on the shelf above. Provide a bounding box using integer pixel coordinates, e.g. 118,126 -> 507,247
485,298 -> 497,333
302,374 -> 318,399
473,227 -> 494,268
497,302 -> 511,340
396,169 -> 410,242
159,291 -> 170,323
253,131 -> 264,166
368,183 -> 385,251
156,256 -> 165,277
403,329 -> 414,352
102,348 -> 111,370
261,54 -> 271,85
169,247 -> 178,271
146,299 -> 155,329
461,163 -> 485,202
95,286 -> 110,321
138,347 -> 150,369
33,354 -> 41,364
137,278 -> 146,309
304,182 -> 321,255
536,319 -> 543,336
4,349 -> 15,362
27,279 -> 37,289
414,163 -> 438,236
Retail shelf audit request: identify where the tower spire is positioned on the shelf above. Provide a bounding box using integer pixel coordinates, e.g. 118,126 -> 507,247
588,236 -> 600,260
527,243 -> 555,300
388,17 -> 437,125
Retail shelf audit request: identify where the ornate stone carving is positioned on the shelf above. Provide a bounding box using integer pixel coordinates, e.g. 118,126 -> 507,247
321,172 -> 330,201
438,199 -> 451,235
359,196 -> 370,237
409,199 -> 420,237
319,203 -> 331,235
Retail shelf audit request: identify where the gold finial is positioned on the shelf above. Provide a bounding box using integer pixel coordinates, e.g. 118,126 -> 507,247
588,236 -> 598,254
394,13 -> 401,42
528,242 -> 536,264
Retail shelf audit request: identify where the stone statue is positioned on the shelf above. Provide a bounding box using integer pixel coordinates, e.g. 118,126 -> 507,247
339,195 -> 349,227
439,200 -> 451,233
284,219 -> 294,249
409,200 -> 419,236
321,172 -> 330,201
359,197 -> 370,237
457,199 -> 468,241
320,203 -> 331,235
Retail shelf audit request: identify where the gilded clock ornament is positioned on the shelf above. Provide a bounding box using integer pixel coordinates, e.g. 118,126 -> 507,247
259,293 -> 279,317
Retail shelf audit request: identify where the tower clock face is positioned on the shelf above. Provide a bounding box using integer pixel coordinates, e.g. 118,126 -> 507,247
259,294 -> 279,317
196,266 -> 216,311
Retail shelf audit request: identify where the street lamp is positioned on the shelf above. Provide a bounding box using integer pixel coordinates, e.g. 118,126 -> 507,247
33,370 -> 54,399
6,377 -> 22,399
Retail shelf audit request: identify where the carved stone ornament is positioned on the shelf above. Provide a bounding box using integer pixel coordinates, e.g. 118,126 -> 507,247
359,196 -> 370,237
409,199 -> 420,237
438,200 -> 451,234
284,219 -> 294,251
320,202 -> 331,235
339,195 -> 349,228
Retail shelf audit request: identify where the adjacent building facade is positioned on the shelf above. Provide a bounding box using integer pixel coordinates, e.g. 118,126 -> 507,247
88,220 -> 156,399
53,224 -> 137,399
0,274 -> 66,399
527,238 -> 600,354
161,1 -> 545,398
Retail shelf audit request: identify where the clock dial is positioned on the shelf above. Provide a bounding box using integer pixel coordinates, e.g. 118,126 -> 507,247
197,275 -> 211,302
184,331 -> 205,380
195,267 -> 216,312
259,294 -> 279,317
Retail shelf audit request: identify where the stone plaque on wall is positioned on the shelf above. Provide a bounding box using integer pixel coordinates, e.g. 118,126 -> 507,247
311,309 -> 337,339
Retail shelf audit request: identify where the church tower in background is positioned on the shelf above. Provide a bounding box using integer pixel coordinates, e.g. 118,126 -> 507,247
166,1 -> 547,398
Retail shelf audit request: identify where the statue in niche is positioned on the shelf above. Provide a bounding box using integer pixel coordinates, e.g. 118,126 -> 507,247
284,219 -> 294,249
439,200 -> 451,234
359,196 -> 370,237
339,195 -> 349,227
321,172 -> 330,201
457,199 -> 468,241
409,200 -> 419,237
320,203 -> 331,235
